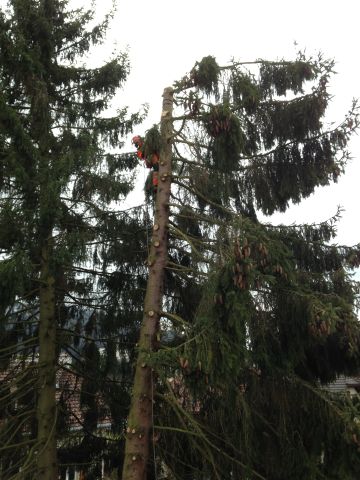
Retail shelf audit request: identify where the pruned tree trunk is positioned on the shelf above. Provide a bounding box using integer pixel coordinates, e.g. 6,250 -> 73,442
122,87 -> 174,480
36,240 -> 58,480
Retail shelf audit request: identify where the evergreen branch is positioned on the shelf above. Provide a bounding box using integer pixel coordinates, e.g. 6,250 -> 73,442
166,261 -> 207,277
58,361 -> 132,387
169,224 -> 203,258
0,410 -> 37,450
68,409 -> 121,443
220,59 -> 310,69
161,385 -> 222,480
0,336 -> 38,354
161,383 -> 267,480
262,206 -> 343,231
0,344 -> 39,360
58,327 -> 132,343
0,375 -> 37,405
6,444 -> 39,480
174,179 -> 240,219
0,438 -> 37,453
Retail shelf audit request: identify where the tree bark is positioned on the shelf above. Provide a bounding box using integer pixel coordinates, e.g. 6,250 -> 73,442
36,240 -> 58,480
122,87 -> 174,480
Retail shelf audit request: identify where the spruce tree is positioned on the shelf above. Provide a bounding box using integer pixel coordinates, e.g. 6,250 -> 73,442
0,1 -> 142,478
123,54 -> 360,480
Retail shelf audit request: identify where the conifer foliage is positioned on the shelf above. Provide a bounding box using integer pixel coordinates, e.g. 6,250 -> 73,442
0,1 -> 142,478
1,2 -> 360,476
123,54 -> 360,480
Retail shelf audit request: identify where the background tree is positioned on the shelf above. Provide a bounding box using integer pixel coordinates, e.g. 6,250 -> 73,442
123,54 -> 360,480
0,0 -> 144,478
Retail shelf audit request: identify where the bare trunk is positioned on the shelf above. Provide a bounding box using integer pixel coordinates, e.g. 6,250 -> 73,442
36,240 -> 58,479
122,87 -> 174,480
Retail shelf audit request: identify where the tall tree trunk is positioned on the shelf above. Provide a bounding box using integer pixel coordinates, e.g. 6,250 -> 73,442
36,240 -> 58,479
122,87 -> 174,480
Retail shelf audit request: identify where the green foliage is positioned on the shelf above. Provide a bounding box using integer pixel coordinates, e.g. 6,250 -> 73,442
259,60 -> 316,97
150,51 -> 360,477
246,138 -> 340,214
154,219 -> 360,478
142,124 -> 161,159
0,251 -> 33,310
191,55 -> 220,97
0,201 -> 24,250
174,52 -> 357,217
204,104 -> 246,171
231,72 -> 261,114
2,8 -> 359,478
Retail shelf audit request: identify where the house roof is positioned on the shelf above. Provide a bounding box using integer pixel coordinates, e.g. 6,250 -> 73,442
326,375 -> 360,393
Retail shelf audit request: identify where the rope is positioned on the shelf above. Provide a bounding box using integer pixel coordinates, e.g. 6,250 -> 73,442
151,366 -> 158,480
143,165 -> 151,257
